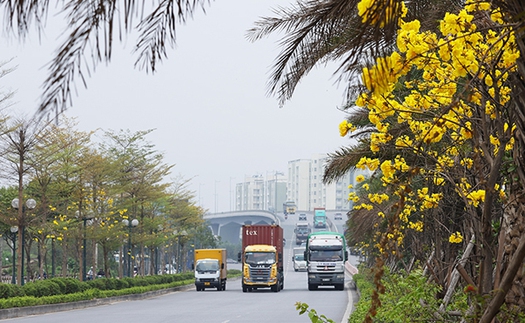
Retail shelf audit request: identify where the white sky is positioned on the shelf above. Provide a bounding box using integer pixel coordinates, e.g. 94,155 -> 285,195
1,1 -> 351,213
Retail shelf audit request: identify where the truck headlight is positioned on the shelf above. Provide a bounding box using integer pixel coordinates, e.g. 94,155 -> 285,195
308,274 -> 315,279
336,274 -> 345,279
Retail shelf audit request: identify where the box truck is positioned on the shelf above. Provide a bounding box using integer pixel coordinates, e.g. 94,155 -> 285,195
238,224 -> 284,292
194,248 -> 227,291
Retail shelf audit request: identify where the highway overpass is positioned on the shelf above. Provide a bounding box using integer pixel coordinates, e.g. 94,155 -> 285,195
203,210 -> 280,244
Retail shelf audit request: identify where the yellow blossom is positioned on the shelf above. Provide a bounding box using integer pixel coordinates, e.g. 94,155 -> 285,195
449,232 -> 463,243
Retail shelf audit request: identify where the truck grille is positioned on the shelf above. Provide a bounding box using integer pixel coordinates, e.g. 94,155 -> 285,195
199,278 -> 215,282
249,264 -> 271,280
316,265 -> 336,272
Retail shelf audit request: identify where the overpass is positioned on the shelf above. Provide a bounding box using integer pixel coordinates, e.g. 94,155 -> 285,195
203,210 -> 280,244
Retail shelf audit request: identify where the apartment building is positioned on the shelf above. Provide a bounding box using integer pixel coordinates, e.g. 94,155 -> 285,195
234,154 -> 367,213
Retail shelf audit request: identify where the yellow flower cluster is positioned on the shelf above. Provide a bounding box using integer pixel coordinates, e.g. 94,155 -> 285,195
408,221 -> 424,232
357,0 -> 407,28
368,193 -> 390,204
356,157 -> 380,171
348,191 -> 360,203
449,232 -> 464,243
339,120 -> 356,137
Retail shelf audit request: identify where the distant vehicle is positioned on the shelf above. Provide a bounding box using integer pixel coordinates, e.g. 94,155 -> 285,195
293,253 -> 307,272
313,208 -> 327,228
294,222 -> 311,245
283,201 -> 297,216
226,258 -> 238,264
334,213 -> 343,220
298,213 -> 307,221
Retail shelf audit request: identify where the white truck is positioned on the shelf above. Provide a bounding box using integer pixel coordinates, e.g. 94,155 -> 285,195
305,231 -> 348,290
194,249 -> 227,291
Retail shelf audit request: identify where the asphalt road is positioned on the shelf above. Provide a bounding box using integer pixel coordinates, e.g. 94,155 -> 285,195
3,212 -> 359,323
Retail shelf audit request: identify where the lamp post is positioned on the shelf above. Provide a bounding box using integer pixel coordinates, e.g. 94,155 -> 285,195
12,198 -> 36,286
174,230 -> 188,273
122,219 -> 139,277
10,226 -> 18,284
80,215 -> 94,281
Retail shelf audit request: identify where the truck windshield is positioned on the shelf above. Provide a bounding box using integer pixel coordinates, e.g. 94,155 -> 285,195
196,260 -> 219,272
309,250 -> 343,261
245,252 -> 275,265
296,227 -> 309,234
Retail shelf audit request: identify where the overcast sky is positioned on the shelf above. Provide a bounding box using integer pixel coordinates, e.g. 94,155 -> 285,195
2,1 -> 351,213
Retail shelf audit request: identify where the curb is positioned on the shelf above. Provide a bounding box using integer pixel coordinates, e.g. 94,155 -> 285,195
0,284 -> 194,320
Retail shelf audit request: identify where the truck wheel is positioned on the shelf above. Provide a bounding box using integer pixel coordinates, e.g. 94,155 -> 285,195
308,283 -> 317,291
242,284 -> 247,293
271,284 -> 279,292
335,284 -> 344,290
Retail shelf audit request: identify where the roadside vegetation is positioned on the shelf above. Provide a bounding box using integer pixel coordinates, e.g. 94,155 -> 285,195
0,270 -> 241,309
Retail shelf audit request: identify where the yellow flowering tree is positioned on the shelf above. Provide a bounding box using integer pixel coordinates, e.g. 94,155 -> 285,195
346,0 -> 523,320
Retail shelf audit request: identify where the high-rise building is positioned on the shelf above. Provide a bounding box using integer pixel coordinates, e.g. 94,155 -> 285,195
234,154 -> 368,213
235,173 -> 286,212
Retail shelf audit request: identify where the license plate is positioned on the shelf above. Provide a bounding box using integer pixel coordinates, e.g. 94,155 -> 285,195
204,282 -> 210,286
322,278 -> 330,281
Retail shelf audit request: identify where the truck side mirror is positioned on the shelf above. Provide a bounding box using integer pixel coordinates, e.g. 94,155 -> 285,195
191,264 -> 194,270
237,252 -> 241,262
304,251 -> 308,261
278,253 -> 283,262
345,251 -> 348,261
221,263 -> 225,269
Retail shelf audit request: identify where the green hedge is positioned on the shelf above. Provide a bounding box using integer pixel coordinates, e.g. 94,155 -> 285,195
0,270 -> 242,310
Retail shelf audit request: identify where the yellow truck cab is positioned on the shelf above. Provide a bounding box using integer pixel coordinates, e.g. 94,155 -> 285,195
242,244 -> 280,292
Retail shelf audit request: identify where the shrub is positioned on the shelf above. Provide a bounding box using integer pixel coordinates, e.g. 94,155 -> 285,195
27,280 -> 62,297
0,284 -> 25,299
60,278 -> 89,294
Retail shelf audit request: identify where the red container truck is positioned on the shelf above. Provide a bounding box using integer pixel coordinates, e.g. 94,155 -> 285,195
239,224 -> 284,292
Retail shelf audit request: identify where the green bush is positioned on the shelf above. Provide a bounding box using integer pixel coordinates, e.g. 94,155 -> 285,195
349,267 -> 442,323
60,277 -> 90,294
22,280 -> 62,297
0,284 -> 25,299
0,272 -> 204,310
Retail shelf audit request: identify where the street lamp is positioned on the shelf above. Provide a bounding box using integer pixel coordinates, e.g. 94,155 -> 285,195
12,198 -> 36,286
174,230 -> 188,273
80,213 -> 94,281
10,226 -> 18,284
122,219 -> 139,277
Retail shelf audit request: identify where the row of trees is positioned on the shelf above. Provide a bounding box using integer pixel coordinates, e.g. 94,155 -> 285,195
0,110 -> 215,284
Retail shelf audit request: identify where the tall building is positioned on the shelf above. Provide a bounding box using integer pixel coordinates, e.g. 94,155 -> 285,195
233,155 -> 367,213
287,159 -> 312,211
235,173 -> 286,212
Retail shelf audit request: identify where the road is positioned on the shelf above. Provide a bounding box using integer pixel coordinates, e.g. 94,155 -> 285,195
4,212 -> 358,323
